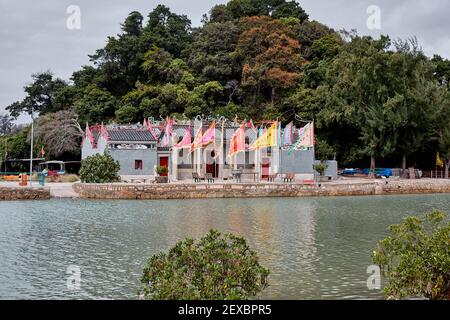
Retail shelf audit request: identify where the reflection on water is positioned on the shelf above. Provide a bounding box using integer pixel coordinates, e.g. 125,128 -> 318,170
0,194 -> 449,299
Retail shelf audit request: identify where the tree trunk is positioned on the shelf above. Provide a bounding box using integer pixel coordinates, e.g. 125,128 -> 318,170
271,87 -> 276,105
445,160 -> 450,179
401,154 -> 409,178
369,156 -> 376,179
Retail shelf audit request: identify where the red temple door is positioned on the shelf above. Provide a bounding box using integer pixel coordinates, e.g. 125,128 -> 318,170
159,157 -> 169,176
262,158 -> 270,179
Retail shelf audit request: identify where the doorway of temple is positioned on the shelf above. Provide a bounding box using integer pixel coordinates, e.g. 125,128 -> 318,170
206,150 -> 219,178
262,157 -> 270,179
159,157 -> 169,176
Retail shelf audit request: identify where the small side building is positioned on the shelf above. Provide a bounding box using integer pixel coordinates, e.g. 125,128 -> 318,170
81,124 -> 159,177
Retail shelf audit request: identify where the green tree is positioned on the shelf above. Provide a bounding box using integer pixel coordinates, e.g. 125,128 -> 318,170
115,104 -> 139,123
314,137 -> 335,161
287,20 -> 339,60
0,126 -> 31,161
271,1 -> 308,22
310,34 -> 341,60
189,21 -> 241,84
140,230 -> 269,300
318,35 -> 408,174
0,114 -> 14,135
141,45 -> 191,84
143,5 -> 192,58
372,211 -> 450,300
193,81 -> 224,115
432,54 -> 450,90
209,0 -> 308,23
431,55 -> 450,177
89,11 -> 148,96
74,86 -> 117,123
6,71 -> 68,118
79,153 -> 120,183
121,11 -> 144,36
434,100 -> 450,177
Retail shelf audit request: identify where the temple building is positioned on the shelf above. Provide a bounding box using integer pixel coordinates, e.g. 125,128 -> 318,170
81,119 -> 336,181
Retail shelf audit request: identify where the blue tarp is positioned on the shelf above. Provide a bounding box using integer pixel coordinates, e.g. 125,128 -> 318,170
362,168 -> 393,177
342,169 -> 358,175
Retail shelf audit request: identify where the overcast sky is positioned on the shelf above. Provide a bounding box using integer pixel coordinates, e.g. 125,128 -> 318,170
1,0 -> 449,122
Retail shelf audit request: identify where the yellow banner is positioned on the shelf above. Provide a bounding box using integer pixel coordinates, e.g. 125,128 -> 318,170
436,152 -> 444,167
250,121 -> 278,150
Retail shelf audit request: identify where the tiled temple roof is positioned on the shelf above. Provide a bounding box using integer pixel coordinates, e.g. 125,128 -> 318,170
87,121 -> 301,146
107,129 -> 156,143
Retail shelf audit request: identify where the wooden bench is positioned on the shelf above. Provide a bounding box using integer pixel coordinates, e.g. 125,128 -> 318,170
283,173 -> 295,182
231,170 -> 243,183
192,172 -> 202,182
205,173 -> 215,183
267,173 -> 278,182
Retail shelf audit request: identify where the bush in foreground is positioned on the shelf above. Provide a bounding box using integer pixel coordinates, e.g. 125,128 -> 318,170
140,230 -> 270,300
79,153 -> 120,183
372,210 -> 450,300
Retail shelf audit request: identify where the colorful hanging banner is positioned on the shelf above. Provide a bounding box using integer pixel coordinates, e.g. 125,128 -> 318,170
174,127 -> 192,149
250,121 -> 278,150
282,122 -> 294,146
229,123 -> 246,156
200,121 -> 216,146
161,117 -> 174,147
191,125 -> 203,151
85,123 -> 94,145
288,122 -> 315,152
247,119 -> 257,132
100,122 -> 109,141
146,120 -> 158,141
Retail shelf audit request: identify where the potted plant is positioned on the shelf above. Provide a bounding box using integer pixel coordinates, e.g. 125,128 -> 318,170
313,162 -> 329,182
155,166 -> 168,183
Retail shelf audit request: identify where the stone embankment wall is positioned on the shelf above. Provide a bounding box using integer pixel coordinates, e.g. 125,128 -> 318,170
73,179 -> 450,200
0,187 -> 51,200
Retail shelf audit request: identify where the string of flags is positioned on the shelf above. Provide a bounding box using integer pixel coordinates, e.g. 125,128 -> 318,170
144,117 -> 315,157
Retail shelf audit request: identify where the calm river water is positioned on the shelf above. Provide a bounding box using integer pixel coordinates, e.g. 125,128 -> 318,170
0,194 -> 449,300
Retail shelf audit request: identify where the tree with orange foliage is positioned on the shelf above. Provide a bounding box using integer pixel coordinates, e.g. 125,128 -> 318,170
236,16 -> 305,107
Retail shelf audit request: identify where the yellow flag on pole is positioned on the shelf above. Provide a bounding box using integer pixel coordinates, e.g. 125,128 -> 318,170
436,152 -> 444,167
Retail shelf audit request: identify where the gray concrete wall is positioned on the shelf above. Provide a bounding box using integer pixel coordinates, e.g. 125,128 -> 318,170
107,149 -> 157,176
81,136 -> 108,160
81,138 -> 99,160
314,160 -> 338,180
280,149 -> 315,174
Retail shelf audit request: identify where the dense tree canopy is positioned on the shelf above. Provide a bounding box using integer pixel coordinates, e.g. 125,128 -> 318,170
6,71 -> 68,117
3,0 -> 450,172
0,114 -> 14,135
